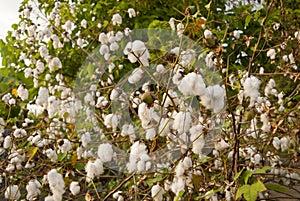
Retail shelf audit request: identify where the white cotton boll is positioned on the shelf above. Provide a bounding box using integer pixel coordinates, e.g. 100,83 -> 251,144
173,111 -> 192,134
267,49 -> 276,60
81,132 -> 91,148
85,159 -> 104,182
70,181 -> 80,196
3,136 -> 12,149
110,42 -> 119,51
171,177 -> 185,196
58,139 -> 72,153
36,87 -> 49,107
84,93 -> 95,106
13,128 -> 27,138
98,143 -> 114,162
190,125 -> 205,155
205,52 -> 216,69
204,29 -> 213,39
128,68 -> 144,84
26,179 -> 41,200
156,64 -> 165,72
36,60 -> 45,73
151,184 -> 165,201
49,57 -> 62,72
77,38 -> 83,48
260,113 -> 271,132
124,40 -> 150,66
128,8 -> 136,18
115,31 -> 124,41
45,148 -> 58,162
183,157 -> 192,169
252,153 -> 261,165
104,114 -> 120,131
112,13 -> 122,25
233,30 -> 241,39
5,185 -> 20,200
177,22 -> 184,36
99,44 -> 109,55
200,85 -> 225,113
169,18 -> 176,31
47,169 -> 65,201
146,128 -> 156,140
294,31 -> 300,40
81,19 -> 87,28
178,72 -> 206,96
39,45 -> 48,58
96,96 -> 108,108
243,76 -> 261,107
24,68 -> 33,78
63,20 -> 73,32
99,33 -> 108,44
282,55 -> 289,62
158,118 -> 172,137
280,137 -> 289,152
215,139 -> 229,151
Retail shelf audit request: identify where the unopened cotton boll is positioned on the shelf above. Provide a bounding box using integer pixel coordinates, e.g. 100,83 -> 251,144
70,181 -> 80,195
112,13 -> 122,25
5,185 -> 21,200
98,143 -> 114,162
151,184 -> 165,201
128,8 -> 136,18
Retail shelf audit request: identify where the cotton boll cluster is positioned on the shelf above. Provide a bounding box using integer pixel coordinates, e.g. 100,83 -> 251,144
2,93 -> 16,105
13,128 -> 27,138
124,40 -> 150,66
127,141 -> 151,173
85,159 -> 104,182
26,179 -> 42,200
97,143 -> 114,162
272,136 -> 293,152
264,79 -> 277,97
242,75 -> 261,107
5,185 -> 21,200
47,169 -> 65,201
151,184 -> 165,201
69,181 -> 80,196
28,130 -> 44,147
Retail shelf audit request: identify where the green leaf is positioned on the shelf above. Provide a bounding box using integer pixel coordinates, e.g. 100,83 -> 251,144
265,183 -> 289,194
174,190 -> 185,201
252,166 -> 271,174
244,14 -> 252,29
236,181 -> 266,201
234,167 -> 245,181
243,170 -> 253,184
236,184 -> 250,200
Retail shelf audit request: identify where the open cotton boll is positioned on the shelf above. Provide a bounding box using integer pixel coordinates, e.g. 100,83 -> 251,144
128,8 -> 136,18
128,68 -> 144,84
146,127 -> 156,140
200,85 -> 225,113
58,139 -> 72,153
172,111 -> 192,134
17,84 -> 29,101
26,179 -> 42,200
127,141 -> 150,173
124,40 -> 150,66
104,113 -> 121,131
190,124 -> 205,155
99,44 -> 109,55
80,132 -> 91,148
47,169 -> 65,201
98,143 -> 114,162
204,29 -> 213,39
151,184 -> 165,201
260,113 -> 271,132
99,32 -> 108,44
85,159 -> 104,182
112,13 -> 122,25
70,181 -> 80,196
178,72 -> 206,96
243,76 -> 261,107
138,102 -> 160,128
5,185 -> 20,200
215,139 -> 229,151
267,49 -> 276,59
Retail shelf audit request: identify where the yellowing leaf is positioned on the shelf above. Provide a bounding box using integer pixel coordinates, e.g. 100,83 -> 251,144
27,147 -> 38,163
12,88 -> 18,97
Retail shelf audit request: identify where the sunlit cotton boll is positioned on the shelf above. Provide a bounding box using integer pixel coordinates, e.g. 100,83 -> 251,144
178,72 -> 206,96
233,30 -> 241,39
99,32 -> 108,44
70,181 -> 80,196
17,84 -> 29,101
151,184 -> 165,201
97,143 -> 114,162
204,29 -> 213,39
112,13 -> 122,25
81,19 -> 87,28
5,185 -> 21,200
47,169 -> 65,201
124,40 -> 150,66
128,8 -> 136,18
99,44 -> 109,55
